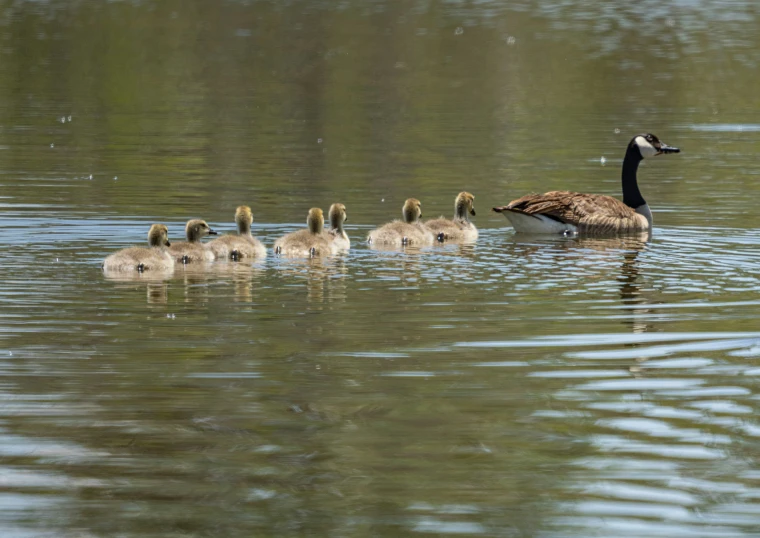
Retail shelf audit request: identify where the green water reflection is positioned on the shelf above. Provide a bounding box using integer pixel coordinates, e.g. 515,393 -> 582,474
1,1 -> 760,536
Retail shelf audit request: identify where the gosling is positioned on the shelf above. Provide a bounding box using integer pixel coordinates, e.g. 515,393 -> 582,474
273,208 -> 336,257
167,219 -> 217,264
326,203 -> 350,250
425,192 -> 478,242
103,224 -> 174,273
206,206 -> 267,261
367,198 -> 434,246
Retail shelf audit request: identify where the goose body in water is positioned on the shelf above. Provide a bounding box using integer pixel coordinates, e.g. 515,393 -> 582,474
206,206 -> 267,260
367,198 -> 434,246
103,224 -> 174,272
274,208 -> 336,257
492,134 -> 680,235
425,191 -> 478,242
167,219 -> 217,263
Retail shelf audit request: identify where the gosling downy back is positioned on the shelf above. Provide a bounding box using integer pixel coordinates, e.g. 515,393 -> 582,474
367,198 -> 434,246
327,202 -> 350,250
273,208 -> 337,257
425,191 -> 478,242
103,223 -> 175,273
168,219 -> 217,263
206,205 -> 267,260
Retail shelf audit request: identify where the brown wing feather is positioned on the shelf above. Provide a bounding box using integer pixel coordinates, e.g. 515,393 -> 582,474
502,191 -> 646,233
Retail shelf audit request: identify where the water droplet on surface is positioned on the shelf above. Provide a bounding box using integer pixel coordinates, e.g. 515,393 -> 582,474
614,128 -> 621,134
600,156 -> 606,165
454,27 -> 464,35
381,198 -> 385,202
67,115 -> 72,122
88,174 -> 93,180
50,143 -> 54,148
113,176 -> 118,181
506,36 -> 516,45
317,138 -> 323,144
60,116 -> 66,123
666,18 -> 675,27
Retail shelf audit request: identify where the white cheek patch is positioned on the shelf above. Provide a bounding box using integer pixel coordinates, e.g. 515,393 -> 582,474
635,136 -> 658,158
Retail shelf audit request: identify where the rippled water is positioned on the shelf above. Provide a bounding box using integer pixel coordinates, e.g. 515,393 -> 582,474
2,1 -> 760,536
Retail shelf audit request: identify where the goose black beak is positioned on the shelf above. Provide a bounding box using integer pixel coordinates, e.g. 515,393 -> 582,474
470,208 -> 476,216
208,229 -> 218,235
658,143 -> 680,155
165,241 -> 171,247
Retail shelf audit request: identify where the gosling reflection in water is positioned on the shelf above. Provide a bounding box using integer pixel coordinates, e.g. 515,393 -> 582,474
276,256 -> 349,307
176,262 -> 265,303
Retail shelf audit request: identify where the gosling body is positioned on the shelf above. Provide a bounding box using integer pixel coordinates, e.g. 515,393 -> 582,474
368,198 -> 434,246
492,134 -> 680,235
103,224 -> 174,273
327,203 -> 350,250
274,208 -> 336,257
206,206 -> 267,260
425,192 -> 478,242
168,219 -> 217,263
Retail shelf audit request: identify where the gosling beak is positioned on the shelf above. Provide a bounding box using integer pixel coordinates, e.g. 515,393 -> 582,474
657,143 -> 680,155
470,208 -> 476,216
165,240 -> 171,247
208,228 -> 218,235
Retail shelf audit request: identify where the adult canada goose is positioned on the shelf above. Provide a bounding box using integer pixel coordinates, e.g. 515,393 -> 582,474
492,134 -> 680,235
367,198 -> 435,246
102,224 -> 174,272
205,206 -> 267,261
327,203 -> 350,250
425,192 -> 478,242
274,208 -> 336,257
167,219 -> 217,263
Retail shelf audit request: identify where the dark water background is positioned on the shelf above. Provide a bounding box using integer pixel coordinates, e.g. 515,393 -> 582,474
2,1 -> 760,536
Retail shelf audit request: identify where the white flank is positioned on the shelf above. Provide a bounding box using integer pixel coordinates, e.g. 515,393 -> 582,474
502,211 -> 578,234
634,203 -> 653,229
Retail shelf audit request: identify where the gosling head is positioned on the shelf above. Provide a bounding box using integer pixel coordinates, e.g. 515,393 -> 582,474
307,208 -> 325,234
630,133 -> 680,160
402,198 -> 423,224
328,203 -> 347,231
147,224 -> 171,247
235,206 -> 253,234
185,219 -> 217,242
455,192 -> 476,219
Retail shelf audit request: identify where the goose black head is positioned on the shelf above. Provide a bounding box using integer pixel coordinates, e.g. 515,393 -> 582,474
631,133 -> 680,159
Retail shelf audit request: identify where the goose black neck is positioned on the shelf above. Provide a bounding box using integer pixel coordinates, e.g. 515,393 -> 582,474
622,145 -> 645,208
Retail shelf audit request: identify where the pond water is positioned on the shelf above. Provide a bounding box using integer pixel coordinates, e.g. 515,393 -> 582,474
2,1 -> 760,536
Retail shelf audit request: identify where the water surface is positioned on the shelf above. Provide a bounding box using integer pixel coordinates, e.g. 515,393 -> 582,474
1,1 -> 760,536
